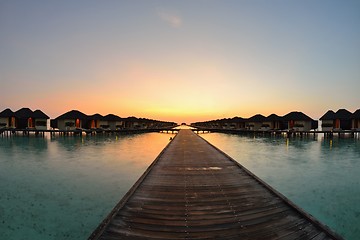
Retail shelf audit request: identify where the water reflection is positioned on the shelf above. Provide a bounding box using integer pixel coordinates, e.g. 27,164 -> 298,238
0,132 -> 175,240
201,132 -> 360,240
0,135 -> 49,152
1,131 -> 358,239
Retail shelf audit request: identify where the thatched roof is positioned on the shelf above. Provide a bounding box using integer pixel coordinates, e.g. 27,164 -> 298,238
0,108 -> 15,117
33,110 -> 49,119
319,110 -> 336,120
247,114 -> 266,122
232,116 -> 245,122
88,113 -> 104,120
353,109 -> 360,119
266,114 -> 282,121
125,116 -> 139,122
1,108 -> 49,119
334,109 -> 352,120
283,111 -> 313,121
214,117 -> 242,123
104,114 -> 122,121
216,118 -> 229,123
55,110 -> 87,120
15,108 -> 34,118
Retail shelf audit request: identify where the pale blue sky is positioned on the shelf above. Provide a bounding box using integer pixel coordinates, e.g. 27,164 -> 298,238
1,0 -> 359,123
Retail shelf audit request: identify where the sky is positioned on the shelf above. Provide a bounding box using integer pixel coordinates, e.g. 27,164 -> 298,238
1,0 -> 359,124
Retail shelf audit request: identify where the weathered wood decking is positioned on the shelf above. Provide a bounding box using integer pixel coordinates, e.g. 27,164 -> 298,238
89,129 -> 342,240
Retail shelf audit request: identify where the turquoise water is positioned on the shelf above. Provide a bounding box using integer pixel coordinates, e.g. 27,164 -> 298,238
1,132 -> 359,239
202,133 -> 360,240
0,133 -> 175,240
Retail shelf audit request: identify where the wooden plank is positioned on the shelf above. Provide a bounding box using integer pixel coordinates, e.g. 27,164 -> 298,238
89,129 -> 343,240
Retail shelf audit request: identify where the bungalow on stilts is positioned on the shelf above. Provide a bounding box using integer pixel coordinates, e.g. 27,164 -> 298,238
51,110 -> 87,130
283,111 -> 318,131
352,109 -> 360,130
0,108 -> 16,129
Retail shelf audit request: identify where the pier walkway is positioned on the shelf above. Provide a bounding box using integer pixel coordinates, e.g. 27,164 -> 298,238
89,129 -> 341,240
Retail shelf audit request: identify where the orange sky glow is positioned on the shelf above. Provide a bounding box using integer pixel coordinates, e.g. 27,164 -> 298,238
1,1 -> 359,124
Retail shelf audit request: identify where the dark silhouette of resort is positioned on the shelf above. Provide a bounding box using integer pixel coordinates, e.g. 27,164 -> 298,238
0,108 -> 176,135
1,107 -> 360,137
191,109 -> 360,132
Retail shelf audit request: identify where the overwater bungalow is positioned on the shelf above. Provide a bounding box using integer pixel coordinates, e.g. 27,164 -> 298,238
245,114 -> 266,131
261,114 -> 285,131
214,119 -> 226,129
85,114 -> 107,130
191,120 -> 213,129
14,108 -> 36,129
333,109 -> 352,130
121,117 -> 176,130
32,110 -> 49,130
319,110 -> 336,131
0,108 -> 16,128
218,118 -> 234,129
352,109 -> 360,130
160,120 -> 177,129
124,117 -> 141,129
215,119 -> 227,129
51,110 -> 87,130
282,111 -> 317,131
1,108 -> 49,130
148,119 -> 165,129
103,114 -> 123,130
209,120 -> 220,129
138,118 -> 152,129
230,117 -> 246,129
143,118 -> 159,129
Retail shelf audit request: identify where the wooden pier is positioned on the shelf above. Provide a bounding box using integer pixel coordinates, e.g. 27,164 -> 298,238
89,129 -> 342,240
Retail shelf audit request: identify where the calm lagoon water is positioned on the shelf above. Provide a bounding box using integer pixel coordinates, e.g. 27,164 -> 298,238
1,132 -> 359,239
202,133 -> 360,240
0,132 -> 175,240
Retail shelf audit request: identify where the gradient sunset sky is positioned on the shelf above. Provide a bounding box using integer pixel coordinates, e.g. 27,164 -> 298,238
1,0 -> 359,124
